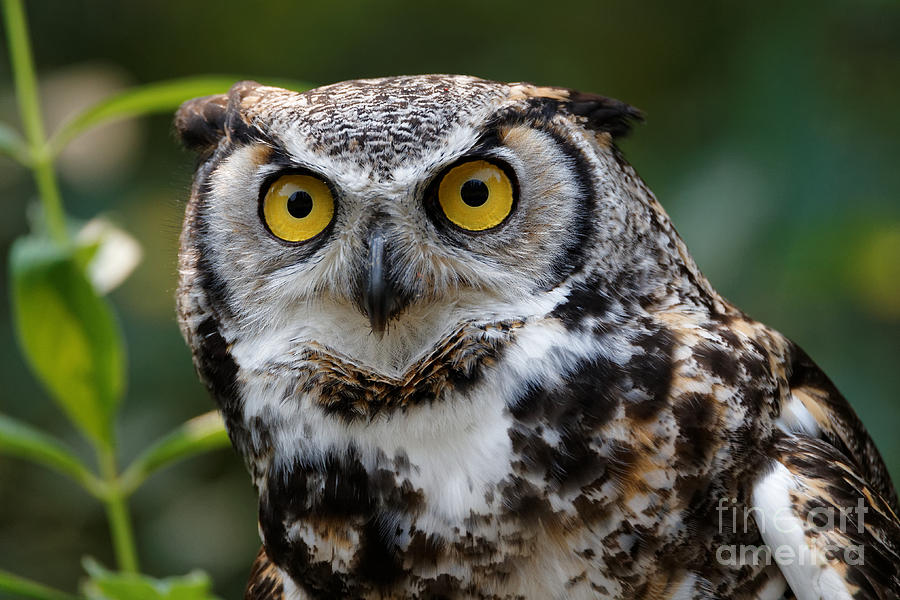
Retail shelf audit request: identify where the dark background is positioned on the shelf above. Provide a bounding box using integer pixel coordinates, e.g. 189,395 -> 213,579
1,0 -> 898,597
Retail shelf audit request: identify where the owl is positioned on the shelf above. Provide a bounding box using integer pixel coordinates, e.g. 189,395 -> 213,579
173,75 -> 900,600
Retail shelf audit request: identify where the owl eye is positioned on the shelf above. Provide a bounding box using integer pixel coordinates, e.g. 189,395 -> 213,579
261,173 -> 335,242
437,160 -> 515,231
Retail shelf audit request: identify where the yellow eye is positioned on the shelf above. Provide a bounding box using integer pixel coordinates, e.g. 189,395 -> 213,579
262,174 -> 334,242
437,160 -> 514,231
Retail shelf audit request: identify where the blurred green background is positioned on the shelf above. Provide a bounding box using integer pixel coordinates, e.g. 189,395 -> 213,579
1,0 -> 898,597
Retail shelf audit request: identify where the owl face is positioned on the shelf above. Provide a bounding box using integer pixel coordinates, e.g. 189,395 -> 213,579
176,76 -> 651,371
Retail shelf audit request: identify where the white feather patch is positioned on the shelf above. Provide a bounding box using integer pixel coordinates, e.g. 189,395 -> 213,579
751,462 -> 852,600
775,395 -> 820,437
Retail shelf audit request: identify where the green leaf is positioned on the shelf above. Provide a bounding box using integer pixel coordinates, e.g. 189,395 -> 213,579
47,76 -> 314,156
0,568 -> 81,600
119,411 -> 229,495
0,412 -> 104,497
82,559 -> 219,600
0,120 -> 29,164
9,236 -> 125,447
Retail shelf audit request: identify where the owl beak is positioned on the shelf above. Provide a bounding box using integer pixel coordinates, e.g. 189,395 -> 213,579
363,228 -> 399,334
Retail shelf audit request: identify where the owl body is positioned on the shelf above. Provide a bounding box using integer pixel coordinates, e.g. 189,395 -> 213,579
175,76 -> 900,599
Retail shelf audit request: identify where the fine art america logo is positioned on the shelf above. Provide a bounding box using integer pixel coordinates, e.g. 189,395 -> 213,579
715,497 -> 867,566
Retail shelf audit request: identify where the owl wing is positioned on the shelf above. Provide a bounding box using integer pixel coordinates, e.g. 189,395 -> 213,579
751,344 -> 900,600
245,546 -> 286,600
782,344 -> 898,510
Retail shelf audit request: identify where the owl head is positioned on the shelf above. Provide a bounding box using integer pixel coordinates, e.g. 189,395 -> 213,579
175,75 -> 714,374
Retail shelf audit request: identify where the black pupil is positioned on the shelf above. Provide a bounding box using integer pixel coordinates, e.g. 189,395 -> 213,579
460,179 -> 489,207
287,190 -> 313,219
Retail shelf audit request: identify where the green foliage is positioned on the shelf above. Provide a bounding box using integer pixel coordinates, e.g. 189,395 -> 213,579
0,0 -> 296,597
0,570 -> 81,600
47,76 -> 313,157
10,236 -> 124,447
81,560 -> 219,600
119,411 -> 230,495
47,77 -> 242,157
0,413 -> 103,497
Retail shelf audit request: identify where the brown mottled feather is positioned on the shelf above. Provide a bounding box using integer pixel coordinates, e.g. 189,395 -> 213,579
291,320 -> 523,421
245,546 -> 285,600
786,343 -> 900,512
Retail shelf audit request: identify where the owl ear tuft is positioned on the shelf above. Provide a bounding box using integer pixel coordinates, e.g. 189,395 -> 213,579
508,83 -> 643,138
564,91 -> 644,138
174,80 -> 265,153
174,93 -> 229,153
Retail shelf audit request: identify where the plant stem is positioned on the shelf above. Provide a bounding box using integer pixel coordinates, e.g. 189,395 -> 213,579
31,156 -> 67,243
0,569 -> 80,600
97,446 -> 139,573
1,0 -> 68,245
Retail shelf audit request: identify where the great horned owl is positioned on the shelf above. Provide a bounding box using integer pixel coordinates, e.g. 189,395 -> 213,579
174,76 -> 900,600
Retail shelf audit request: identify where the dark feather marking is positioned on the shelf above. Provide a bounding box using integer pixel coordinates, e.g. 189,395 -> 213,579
356,518 -> 406,587
258,447 -> 424,595
499,476 -> 559,524
550,272 -> 613,327
192,316 -> 255,463
417,574 -> 463,599
693,341 -> 740,386
673,392 -> 719,470
624,325 -> 675,421
406,529 -> 445,565
192,182 -> 237,323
